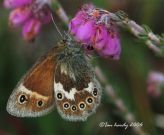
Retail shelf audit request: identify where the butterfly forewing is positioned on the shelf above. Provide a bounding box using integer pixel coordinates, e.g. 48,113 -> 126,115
6,48 -> 57,117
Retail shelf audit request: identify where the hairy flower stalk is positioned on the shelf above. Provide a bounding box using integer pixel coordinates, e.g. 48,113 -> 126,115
104,11 -> 164,55
69,4 -> 121,59
4,0 -> 52,41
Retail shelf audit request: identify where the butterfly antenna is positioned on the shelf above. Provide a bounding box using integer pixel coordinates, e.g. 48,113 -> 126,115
51,13 -> 63,38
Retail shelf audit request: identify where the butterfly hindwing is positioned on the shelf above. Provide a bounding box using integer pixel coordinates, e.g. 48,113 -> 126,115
54,59 -> 102,121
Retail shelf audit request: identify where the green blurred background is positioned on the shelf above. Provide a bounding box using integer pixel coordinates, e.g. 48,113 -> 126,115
0,0 -> 164,135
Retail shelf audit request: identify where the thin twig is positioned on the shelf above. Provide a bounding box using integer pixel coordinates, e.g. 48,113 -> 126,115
95,66 -> 149,135
155,114 -> 164,129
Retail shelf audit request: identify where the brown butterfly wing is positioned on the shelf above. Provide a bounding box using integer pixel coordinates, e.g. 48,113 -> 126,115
6,48 -> 57,117
54,64 -> 102,121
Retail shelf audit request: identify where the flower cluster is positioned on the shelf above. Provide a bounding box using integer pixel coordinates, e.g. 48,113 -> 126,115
147,71 -> 164,97
4,0 -> 52,41
69,4 -> 121,59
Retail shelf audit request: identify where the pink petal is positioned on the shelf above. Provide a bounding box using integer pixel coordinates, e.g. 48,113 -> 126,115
69,11 -> 85,35
74,11 -> 86,22
99,35 -> 121,59
93,25 -> 108,50
4,0 -> 32,9
22,19 -> 41,41
75,20 -> 95,43
9,7 -> 31,27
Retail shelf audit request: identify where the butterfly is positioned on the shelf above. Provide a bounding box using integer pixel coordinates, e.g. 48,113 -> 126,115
6,36 -> 102,121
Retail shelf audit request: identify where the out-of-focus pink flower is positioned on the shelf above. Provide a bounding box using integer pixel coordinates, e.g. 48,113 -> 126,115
4,0 -> 32,9
23,19 -> 41,41
4,0 -> 51,41
147,71 -> 164,97
9,7 -> 31,27
69,4 -> 121,59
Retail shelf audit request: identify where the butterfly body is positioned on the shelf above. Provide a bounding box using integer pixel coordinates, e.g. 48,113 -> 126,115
7,37 -> 102,121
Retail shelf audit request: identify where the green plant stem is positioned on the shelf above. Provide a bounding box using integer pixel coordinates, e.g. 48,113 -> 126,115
51,0 -> 69,24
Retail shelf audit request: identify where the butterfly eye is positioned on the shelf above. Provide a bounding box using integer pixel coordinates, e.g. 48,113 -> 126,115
92,88 -> 98,97
18,94 -> 28,104
78,102 -> 86,110
71,105 -> 77,111
63,102 -> 70,109
56,92 -> 64,100
37,100 -> 44,107
86,97 -> 94,105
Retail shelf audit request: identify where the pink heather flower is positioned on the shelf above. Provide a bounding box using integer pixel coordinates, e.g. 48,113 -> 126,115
75,20 -> 95,43
147,71 -> 164,97
69,4 -> 121,59
4,0 -> 51,41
